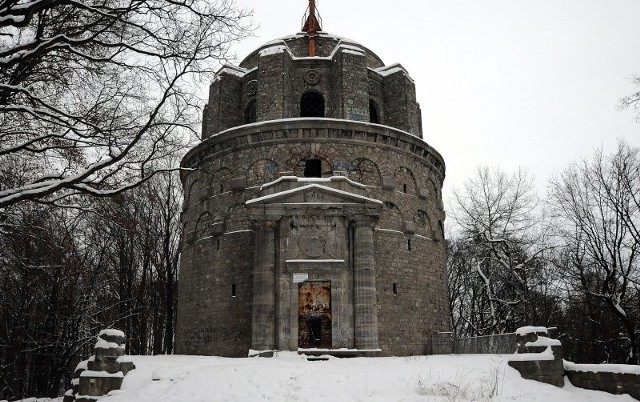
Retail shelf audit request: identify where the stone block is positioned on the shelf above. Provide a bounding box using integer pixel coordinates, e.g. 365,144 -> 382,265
381,176 -> 395,190
431,332 -> 453,354
62,389 -> 74,402
211,222 -> 224,235
508,360 -> 565,387
98,330 -> 125,345
403,221 -> 417,234
78,374 -> 124,397
230,176 -> 247,191
417,186 -> 429,199
119,360 -> 136,376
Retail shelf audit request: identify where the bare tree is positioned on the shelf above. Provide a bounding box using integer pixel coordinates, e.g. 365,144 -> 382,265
620,75 -> 640,121
449,166 -> 553,335
0,0 -> 251,208
549,140 -> 640,363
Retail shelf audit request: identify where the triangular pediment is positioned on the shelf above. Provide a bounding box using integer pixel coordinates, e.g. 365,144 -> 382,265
246,184 -> 383,207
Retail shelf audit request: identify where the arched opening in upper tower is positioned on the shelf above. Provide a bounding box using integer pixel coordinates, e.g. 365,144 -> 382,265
300,91 -> 325,117
369,100 -> 380,124
244,99 -> 256,124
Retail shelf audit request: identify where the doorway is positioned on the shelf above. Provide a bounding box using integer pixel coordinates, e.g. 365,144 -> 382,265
298,281 -> 332,348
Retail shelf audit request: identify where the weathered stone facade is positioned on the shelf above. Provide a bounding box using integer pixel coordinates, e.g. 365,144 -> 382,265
175,31 -> 449,357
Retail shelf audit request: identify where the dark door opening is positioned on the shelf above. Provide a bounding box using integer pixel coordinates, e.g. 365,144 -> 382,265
298,281 -> 332,349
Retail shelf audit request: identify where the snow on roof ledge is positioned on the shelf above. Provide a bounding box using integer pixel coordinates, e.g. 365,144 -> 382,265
259,175 -> 368,191
515,326 -> 548,336
374,63 -> 412,79
246,183 -> 383,206
216,64 -> 248,78
508,346 -> 556,361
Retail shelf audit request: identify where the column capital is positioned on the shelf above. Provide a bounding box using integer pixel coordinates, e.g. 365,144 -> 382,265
350,215 -> 377,228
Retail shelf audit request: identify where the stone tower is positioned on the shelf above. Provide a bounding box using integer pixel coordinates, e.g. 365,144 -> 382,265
175,1 -> 449,357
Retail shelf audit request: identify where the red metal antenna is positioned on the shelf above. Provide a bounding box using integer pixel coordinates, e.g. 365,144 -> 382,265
302,0 -> 322,57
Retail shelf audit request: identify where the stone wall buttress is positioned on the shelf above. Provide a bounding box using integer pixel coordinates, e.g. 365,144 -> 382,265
251,220 -> 276,351
354,218 -> 379,349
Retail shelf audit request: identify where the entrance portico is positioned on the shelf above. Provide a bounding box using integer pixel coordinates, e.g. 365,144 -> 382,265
246,176 -> 383,355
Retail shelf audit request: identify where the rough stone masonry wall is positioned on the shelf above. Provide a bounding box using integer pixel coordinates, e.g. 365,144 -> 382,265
455,333 -> 518,354
565,363 -> 640,399
201,34 -> 423,141
175,231 -> 254,357
375,231 -> 449,356
175,120 -> 448,357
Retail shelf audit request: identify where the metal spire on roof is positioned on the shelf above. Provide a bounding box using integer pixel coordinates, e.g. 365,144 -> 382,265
302,0 -> 322,57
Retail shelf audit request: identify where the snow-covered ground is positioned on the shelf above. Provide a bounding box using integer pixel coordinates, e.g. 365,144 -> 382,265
55,353 -> 636,402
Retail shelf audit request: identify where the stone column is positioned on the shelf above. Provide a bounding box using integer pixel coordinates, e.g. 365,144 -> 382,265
353,219 -> 379,349
251,220 -> 276,351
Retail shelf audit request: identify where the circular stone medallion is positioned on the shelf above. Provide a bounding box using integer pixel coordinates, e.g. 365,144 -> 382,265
246,80 -> 257,96
304,69 -> 320,85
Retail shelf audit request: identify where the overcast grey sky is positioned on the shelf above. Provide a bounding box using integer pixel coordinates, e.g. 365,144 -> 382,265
225,0 -> 640,201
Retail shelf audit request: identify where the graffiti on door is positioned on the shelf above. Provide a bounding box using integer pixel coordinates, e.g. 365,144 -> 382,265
298,281 -> 332,348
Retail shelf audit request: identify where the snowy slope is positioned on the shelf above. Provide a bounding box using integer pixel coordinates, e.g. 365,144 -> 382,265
90,353 -> 634,402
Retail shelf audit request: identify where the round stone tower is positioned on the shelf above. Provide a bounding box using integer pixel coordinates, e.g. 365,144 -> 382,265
175,3 -> 449,357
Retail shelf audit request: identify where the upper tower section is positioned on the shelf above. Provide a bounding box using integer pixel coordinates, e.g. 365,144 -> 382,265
201,1 -> 424,140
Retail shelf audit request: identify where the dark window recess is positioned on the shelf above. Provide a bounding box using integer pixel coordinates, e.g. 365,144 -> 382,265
408,239 -> 412,251
309,315 -> 322,342
219,183 -> 224,193
300,92 -> 325,117
393,283 -> 398,295
403,183 -> 407,193
244,100 -> 257,124
369,100 -> 380,123
304,159 -> 322,178
216,239 -> 221,251
231,284 -> 236,297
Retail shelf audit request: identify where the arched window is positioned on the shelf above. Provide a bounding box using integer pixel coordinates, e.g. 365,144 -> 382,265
244,100 -> 256,124
300,92 -> 325,117
369,100 -> 380,123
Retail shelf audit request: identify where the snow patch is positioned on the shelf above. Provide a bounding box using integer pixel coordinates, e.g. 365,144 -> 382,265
374,228 -> 404,234
86,354 -> 633,402
508,346 -> 556,361
117,355 -> 135,364
259,45 -> 287,57
564,360 -> 640,375
75,359 -> 89,371
217,64 -> 248,78
80,370 -> 124,378
374,63 -> 411,78
224,229 -> 254,235
286,259 -> 345,263
95,338 -> 124,350
515,326 -> 548,336
99,329 -> 125,337
341,48 -> 365,57
526,337 -> 561,347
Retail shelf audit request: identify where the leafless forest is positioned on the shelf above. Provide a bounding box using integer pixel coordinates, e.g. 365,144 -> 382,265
0,0 -> 250,398
448,140 -> 640,366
